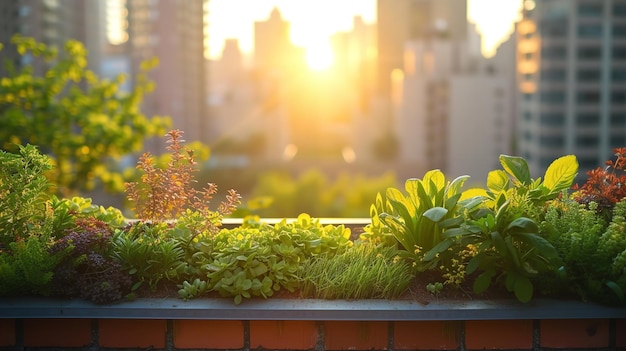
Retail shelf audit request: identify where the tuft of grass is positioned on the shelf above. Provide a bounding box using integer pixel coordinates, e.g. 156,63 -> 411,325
299,244 -> 413,300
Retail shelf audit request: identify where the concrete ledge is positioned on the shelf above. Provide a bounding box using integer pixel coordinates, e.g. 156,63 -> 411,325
2,297 -> 624,320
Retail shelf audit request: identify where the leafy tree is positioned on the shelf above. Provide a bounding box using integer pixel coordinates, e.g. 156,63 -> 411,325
0,34 -> 170,195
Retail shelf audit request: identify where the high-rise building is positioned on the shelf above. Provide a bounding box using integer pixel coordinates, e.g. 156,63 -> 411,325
0,0 -> 88,76
125,0 -> 208,146
517,0 -> 626,178
376,0 -> 467,97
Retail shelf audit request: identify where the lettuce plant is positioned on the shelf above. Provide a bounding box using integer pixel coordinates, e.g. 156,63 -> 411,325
178,214 -> 353,304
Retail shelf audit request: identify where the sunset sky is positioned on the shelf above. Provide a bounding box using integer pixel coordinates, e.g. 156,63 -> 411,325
206,0 -> 523,62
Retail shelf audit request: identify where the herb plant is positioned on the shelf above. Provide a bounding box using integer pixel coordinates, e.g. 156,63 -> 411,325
178,214 -> 353,304
363,170 -> 474,271
299,244 -> 413,299
0,144 -> 54,246
423,154 -> 578,302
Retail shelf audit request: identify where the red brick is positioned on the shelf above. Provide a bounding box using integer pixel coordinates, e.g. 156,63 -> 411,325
99,319 -> 166,348
250,320 -> 317,349
616,319 -> 626,348
0,319 -> 15,346
23,318 -> 91,347
394,321 -> 460,350
540,319 -> 609,348
465,320 -> 533,350
325,321 -> 388,350
173,320 -> 244,349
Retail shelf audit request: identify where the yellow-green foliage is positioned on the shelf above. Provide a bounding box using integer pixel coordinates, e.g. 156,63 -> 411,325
0,34 -> 170,194
248,169 -> 398,218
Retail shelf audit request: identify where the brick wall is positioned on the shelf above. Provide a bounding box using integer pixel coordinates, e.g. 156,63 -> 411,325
1,317 -> 625,350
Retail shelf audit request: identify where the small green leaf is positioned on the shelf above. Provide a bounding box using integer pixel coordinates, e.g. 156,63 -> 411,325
513,275 -> 533,303
438,216 -> 464,229
423,240 -> 452,261
490,231 -> 507,257
423,207 -> 448,222
507,217 -> 539,234
473,270 -> 494,294
499,155 -> 531,185
487,170 -> 510,194
447,175 -> 470,198
543,154 -> 578,193
467,254 -> 483,274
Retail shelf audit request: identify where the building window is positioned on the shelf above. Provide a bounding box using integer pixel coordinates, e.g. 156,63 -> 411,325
578,46 -> 601,60
576,113 -> 598,126
577,69 -> 601,82
541,69 -> 566,82
576,134 -> 599,147
578,24 -> 603,38
614,3 -> 626,16
613,69 -> 626,83
579,156 -> 599,170
540,113 -> 565,126
578,3 -> 603,17
612,91 -> 626,105
611,133 -> 626,148
541,20 -> 568,37
614,47 -> 626,60
540,135 -> 564,147
541,91 -> 566,104
543,46 -> 567,59
614,25 -> 626,38
612,113 -> 626,126
577,91 -> 601,104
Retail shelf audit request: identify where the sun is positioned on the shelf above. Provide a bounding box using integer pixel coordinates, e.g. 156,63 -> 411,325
305,41 -> 334,71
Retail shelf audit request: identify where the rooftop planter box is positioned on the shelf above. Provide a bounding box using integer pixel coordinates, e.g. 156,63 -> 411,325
2,219 -> 625,350
4,135 -> 626,349
1,277 -> 626,350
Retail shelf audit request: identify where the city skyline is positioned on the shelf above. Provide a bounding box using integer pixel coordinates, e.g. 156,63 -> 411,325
207,0 -> 523,62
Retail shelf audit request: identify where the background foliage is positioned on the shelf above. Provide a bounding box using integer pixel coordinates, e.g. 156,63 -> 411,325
0,35 -> 169,195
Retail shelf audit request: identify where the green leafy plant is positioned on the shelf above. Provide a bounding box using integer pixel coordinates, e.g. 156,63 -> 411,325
0,144 -> 53,246
178,213 -> 353,304
111,222 -> 185,292
483,154 -> 578,221
363,169 -> 474,271
0,234 -> 66,296
299,244 -> 413,299
0,34 -> 170,194
247,168 -> 397,218
428,154 -> 578,302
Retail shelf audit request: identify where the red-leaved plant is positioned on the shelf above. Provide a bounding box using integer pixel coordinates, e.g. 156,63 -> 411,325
125,129 -> 241,222
573,147 -> 626,218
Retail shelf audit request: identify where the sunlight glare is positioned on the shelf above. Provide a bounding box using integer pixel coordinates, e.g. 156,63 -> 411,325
305,41 -> 334,71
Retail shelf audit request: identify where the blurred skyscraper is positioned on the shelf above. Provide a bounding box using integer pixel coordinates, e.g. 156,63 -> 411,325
377,0 -> 517,181
517,0 -> 626,178
376,0 -> 467,97
124,0 -> 208,146
0,0 -> 210,149
0,0 -> 89,77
